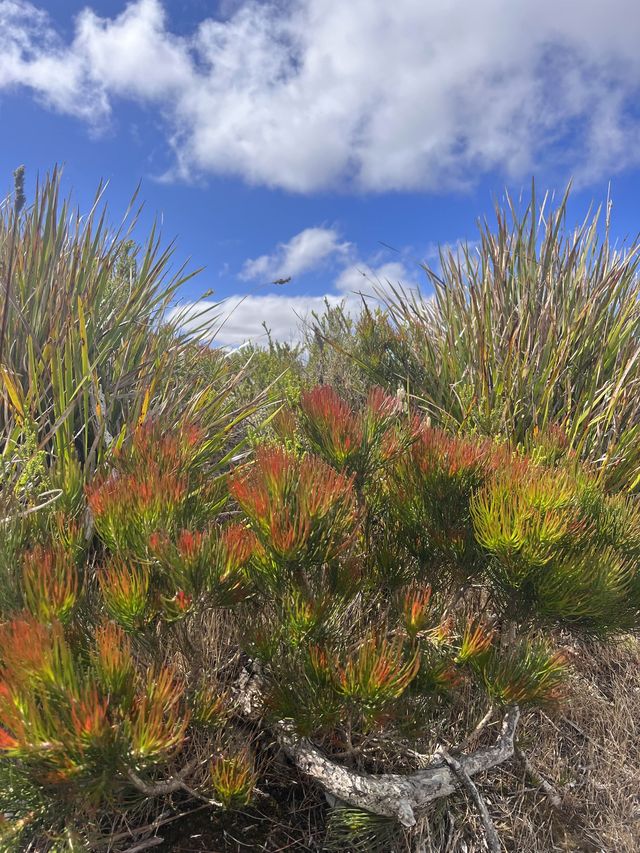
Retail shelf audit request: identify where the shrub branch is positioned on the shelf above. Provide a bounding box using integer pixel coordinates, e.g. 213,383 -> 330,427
438,746 -> 501,852
277,705 -> 520,827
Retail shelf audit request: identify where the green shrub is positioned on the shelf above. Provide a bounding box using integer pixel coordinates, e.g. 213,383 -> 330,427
1,384 -> 636,849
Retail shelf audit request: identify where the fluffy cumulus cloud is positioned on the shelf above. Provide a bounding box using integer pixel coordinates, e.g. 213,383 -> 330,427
240,227 -> 351,281
2,0 -> 640,190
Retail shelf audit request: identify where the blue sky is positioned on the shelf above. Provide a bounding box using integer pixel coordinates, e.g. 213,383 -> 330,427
1,0 -> 640,344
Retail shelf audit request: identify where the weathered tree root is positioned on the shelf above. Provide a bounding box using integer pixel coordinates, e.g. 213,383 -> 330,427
277,705 -> 520,828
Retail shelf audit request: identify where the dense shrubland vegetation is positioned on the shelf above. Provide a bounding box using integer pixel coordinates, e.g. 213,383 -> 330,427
0,173 -> 639,852
283,188 -> 640,492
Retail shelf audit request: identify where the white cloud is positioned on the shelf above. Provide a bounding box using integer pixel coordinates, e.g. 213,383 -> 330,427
171,256 -> 421,346
240,227 -> 350,281
0,0 -> 106,119
2,0 -> 640,190
170,293 -> 343,347
74,0 -> 192,101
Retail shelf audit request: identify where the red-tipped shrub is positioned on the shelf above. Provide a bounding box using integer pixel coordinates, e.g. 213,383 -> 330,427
21,545 -> 79,625
98,559 -> 150,631
299,385 -> 403,480
150,523 -> 255,608
3,389 -> 640,850
229,446 -> 358,571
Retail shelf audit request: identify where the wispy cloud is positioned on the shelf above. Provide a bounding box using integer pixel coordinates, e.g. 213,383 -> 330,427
2,0 -> 640,191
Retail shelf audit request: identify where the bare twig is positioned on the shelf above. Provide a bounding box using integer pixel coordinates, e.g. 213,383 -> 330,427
0,488 -> 62,524
514,743 -> 563,810
460,703 -> 495,750
97,806 -> 210,848
126,759 -> 224,809
121,838 -> 165,853
439,746 -> 501,853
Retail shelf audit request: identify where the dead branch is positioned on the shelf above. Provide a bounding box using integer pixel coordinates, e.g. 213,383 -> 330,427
277,705 -> 520,827
126,758 -> 200,796
514,743 -> 563,810
439,746 -> 501,852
